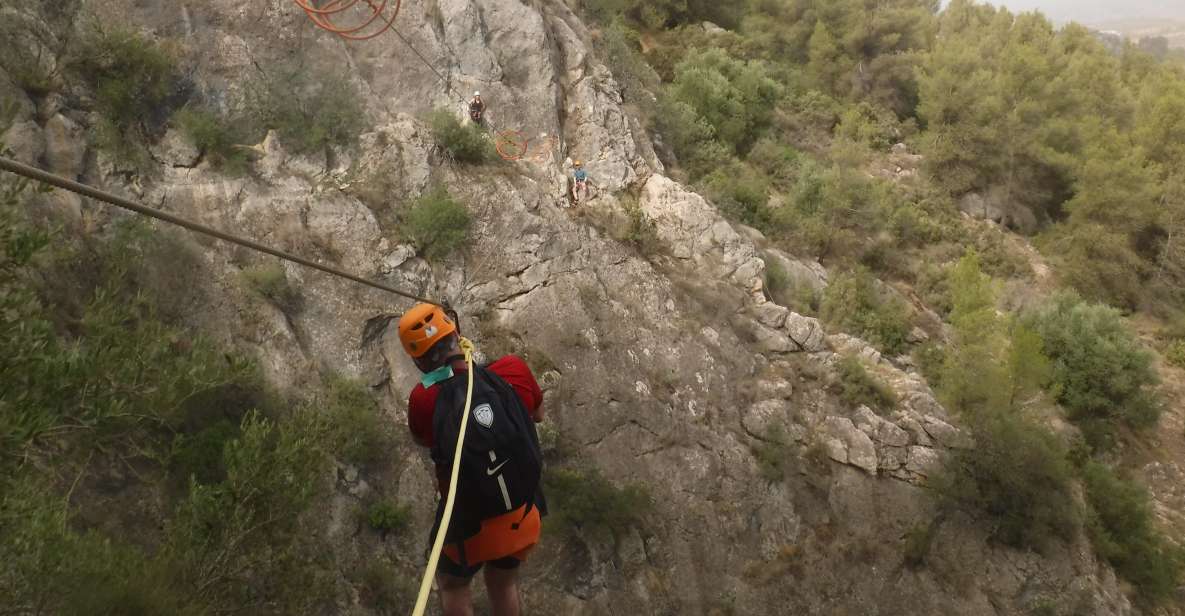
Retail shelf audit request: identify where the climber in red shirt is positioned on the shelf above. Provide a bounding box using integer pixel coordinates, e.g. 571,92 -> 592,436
399,303 -> 544,616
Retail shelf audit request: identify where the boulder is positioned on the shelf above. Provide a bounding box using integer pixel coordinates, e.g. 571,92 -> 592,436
44,114 -> 86,178
2,120 -> 44,166
751,300 -> 790,329
828,333 -> 882,364
702,21 -> 727,34
958,192 -> 1005,224
906,446 -> 941,476
823,416 -> 878,474
764,248 -> 828,292
149,128 -> 200,168
785,312 -> 826,352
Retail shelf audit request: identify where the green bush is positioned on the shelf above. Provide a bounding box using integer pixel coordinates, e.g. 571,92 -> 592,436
622,197 -> 660,255
169,409 -> 334,610
750,425 -> 792,482
834,102 -> 899,150
902,522 -> 935,568
1165,340 -> 1185,368
913,342 -> 946,391
764,257 -> 819,315
173,106 -> 253,175
355,561 -> 412,612
73,27 -> 179,161
699,161 -> 771,229
934,411 -> 1079,551
1028,293 -> 1160,446
402,186 -> 471,260
544,467 -> 652,540
767,158 -> 891,260
765,258 -> 790,300
241,263 -> 301,312
169,419 -> 240,485
0,159 -> 335,614
668,48 -> 782,155
1029,600 -> 1058,616
595,20 -> 660,103
835,355 -> 897,413
366,500 -> 411,536
747,138 -> 802,182
1082,462 -> 1184,604
820,267 -> 911,355
653,92 -> 729,177
323,376 -> 389,469
429,108 -> 493,164
245,67 -> 364,154
0,14 -> 58,96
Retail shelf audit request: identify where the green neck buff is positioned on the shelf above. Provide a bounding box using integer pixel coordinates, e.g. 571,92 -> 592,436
420,364 -> 454,388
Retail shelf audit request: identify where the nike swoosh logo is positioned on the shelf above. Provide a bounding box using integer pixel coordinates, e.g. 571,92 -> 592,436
486,460 -> 509,475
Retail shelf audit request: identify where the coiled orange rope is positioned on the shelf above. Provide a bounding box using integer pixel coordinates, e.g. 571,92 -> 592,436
292,0 -> 401,40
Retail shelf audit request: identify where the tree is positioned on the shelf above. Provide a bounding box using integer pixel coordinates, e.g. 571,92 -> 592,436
1006,323 -> 1051,409
669,47 -> 782,155
1028,293 -> 1160,448
940,252 -> 1008,415
806,20 -> 844,93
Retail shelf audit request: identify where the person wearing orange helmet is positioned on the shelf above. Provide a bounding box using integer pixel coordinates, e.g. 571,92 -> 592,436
398,303 -> 545,616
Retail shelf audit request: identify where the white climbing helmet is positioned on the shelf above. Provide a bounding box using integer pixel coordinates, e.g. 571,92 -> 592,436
474,91 -> 481,97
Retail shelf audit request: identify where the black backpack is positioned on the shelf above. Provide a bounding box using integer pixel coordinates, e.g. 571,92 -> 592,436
430,365 -> 545,547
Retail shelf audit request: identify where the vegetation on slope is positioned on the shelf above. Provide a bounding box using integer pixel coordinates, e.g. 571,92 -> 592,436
0,136 -> 404,613
580,0 -> 1185,602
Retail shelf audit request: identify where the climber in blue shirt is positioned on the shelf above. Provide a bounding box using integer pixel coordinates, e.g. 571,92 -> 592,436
571,160 -> 589,204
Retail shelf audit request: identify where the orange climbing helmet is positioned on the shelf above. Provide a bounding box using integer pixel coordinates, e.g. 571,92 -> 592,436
398,303 -> 457,358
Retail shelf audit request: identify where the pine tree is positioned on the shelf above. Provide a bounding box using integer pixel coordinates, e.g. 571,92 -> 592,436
941,252 -> 1008,415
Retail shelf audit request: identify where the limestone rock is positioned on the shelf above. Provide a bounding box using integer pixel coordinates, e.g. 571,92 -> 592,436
743,399 -> 790,437
44,114 -> 86,178
852,406 -> 911,448
827,333 -> 882,364
702,21 -> 727,34
640,174 -> 764,291
2,120 -> 44,166
150,127 -> 200,168
959,192 -> 1005,224
906,446 -> 941,476
921,416 -> 969,449
753,320 -> 796,354
751,300 -> 790,329
823,416 -> 878,474
785,312 -> 826,352
764,248 -> 828,292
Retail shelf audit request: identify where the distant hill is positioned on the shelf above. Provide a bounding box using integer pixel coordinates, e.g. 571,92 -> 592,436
1092,18 -> 1185,49
942,1 -> 1185,29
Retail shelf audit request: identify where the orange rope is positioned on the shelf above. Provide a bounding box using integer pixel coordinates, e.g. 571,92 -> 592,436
293,0 -> 401,40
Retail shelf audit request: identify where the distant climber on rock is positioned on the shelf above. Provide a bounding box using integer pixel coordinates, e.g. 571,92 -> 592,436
399,303 -> 546,616
469,91 -> 485,125
571,160 -> 589,204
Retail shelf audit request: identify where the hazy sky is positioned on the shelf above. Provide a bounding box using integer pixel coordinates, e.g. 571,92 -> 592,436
945,1 -> 1185,25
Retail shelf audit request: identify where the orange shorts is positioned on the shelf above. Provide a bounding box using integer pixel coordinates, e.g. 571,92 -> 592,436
440,504 -> 541,576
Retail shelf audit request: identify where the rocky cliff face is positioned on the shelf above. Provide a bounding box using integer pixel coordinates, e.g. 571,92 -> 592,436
0,0 -> 1145,614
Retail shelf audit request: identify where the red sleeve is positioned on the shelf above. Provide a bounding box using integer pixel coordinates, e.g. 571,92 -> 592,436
407,384 -> 438,448
488,355 -> 544,420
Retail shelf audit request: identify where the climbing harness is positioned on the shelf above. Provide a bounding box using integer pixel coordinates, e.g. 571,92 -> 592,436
412,336 -> 476,616
0,156 -> 441,306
